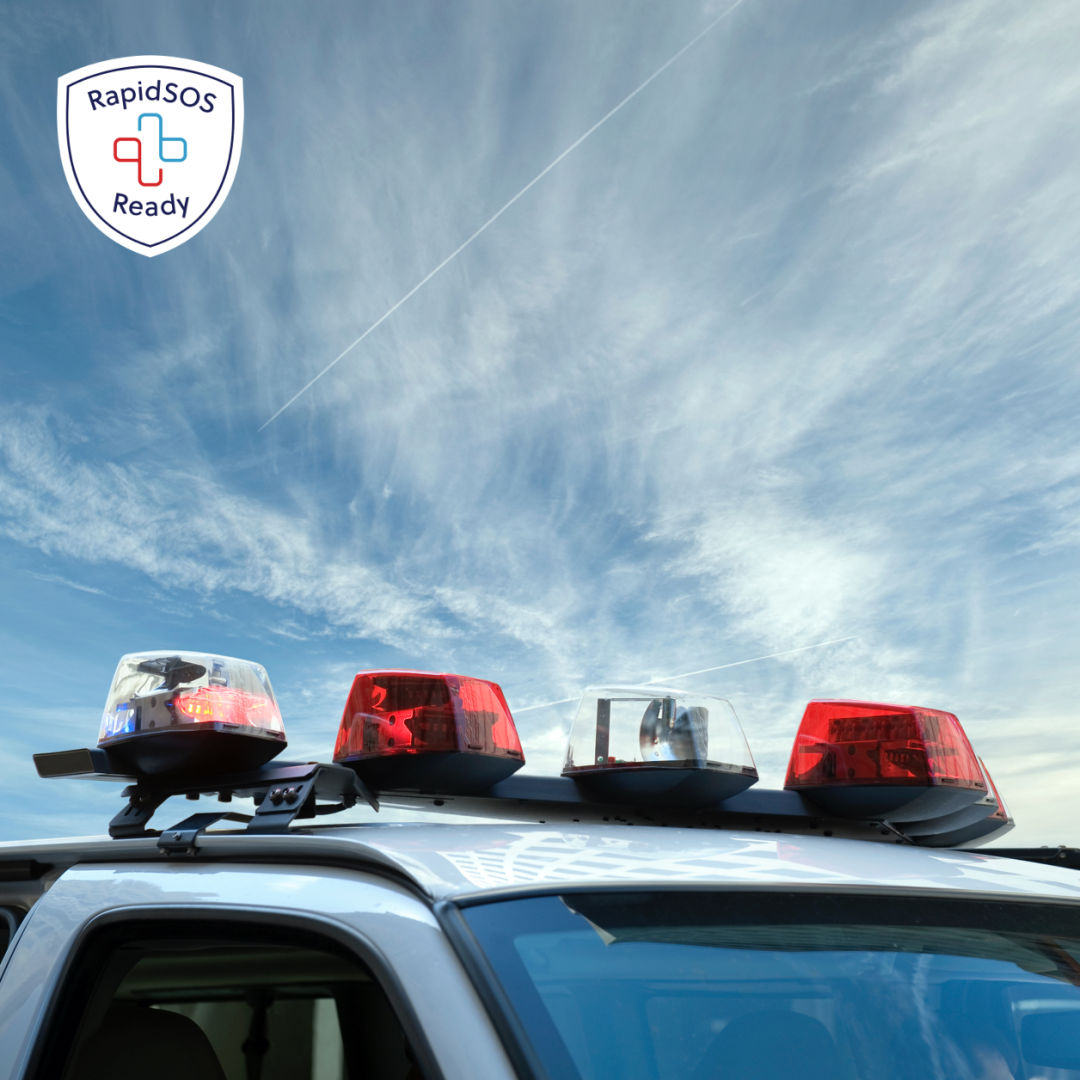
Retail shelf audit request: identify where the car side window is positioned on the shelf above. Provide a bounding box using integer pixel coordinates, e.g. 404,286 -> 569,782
31,920 -> 430,1080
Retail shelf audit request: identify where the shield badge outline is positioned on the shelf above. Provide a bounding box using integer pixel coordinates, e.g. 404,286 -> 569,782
58,55 -> 244,257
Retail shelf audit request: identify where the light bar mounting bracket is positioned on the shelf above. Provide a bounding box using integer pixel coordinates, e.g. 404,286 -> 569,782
32,748 -> 378,842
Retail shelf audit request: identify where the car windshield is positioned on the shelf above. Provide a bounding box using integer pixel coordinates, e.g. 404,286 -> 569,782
462,891 -> 1080,1080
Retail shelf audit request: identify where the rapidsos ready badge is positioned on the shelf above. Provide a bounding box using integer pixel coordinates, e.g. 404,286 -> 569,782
58,56 -> 243,257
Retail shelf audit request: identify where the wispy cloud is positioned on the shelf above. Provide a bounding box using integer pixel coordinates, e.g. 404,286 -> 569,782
25,571 -> 106,596
0,408 -> 437,647
258,0 -> 749,429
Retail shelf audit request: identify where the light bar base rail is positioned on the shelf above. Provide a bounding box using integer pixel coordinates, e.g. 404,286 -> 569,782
33,746 -> 1009,851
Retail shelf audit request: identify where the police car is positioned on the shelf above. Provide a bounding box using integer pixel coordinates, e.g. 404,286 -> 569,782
0,651 -> 1078,1080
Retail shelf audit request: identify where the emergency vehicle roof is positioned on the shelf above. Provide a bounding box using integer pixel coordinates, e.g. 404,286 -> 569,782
1,824 -> 1079,904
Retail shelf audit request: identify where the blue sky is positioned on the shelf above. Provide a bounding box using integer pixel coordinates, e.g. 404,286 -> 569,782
2,0 -> 1080,843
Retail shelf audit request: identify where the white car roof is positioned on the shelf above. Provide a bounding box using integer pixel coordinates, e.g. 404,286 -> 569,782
321,823 -> 1080,902
3,823 -> 1079,904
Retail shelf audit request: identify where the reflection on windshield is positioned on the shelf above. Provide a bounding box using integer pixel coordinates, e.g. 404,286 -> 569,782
463,891 -> 1080,1080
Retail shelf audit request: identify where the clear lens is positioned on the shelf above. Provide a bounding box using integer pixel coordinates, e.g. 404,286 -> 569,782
562,686 -> 756,773
99,651 -> 285,745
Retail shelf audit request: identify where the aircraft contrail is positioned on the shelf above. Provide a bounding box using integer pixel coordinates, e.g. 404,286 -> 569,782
259,0 -> 748,431
513,635 -> 860,714
646,636 -> 860,683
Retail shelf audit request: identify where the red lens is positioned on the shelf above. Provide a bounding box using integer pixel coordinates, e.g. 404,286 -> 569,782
333,671 -> 524,762
785,700 -> 984,791
170,686 -> 272,728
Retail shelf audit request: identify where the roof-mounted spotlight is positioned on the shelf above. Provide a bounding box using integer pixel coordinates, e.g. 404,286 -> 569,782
561,686 -> 758,805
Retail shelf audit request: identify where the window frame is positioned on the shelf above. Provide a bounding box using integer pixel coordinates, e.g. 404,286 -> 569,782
24,905 -> 446,1080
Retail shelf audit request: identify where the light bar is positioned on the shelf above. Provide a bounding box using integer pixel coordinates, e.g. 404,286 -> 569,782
785,700 -> 986,819
561,686 -> 758,804
333,670 -> 524,791
98,651 -> 286,775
